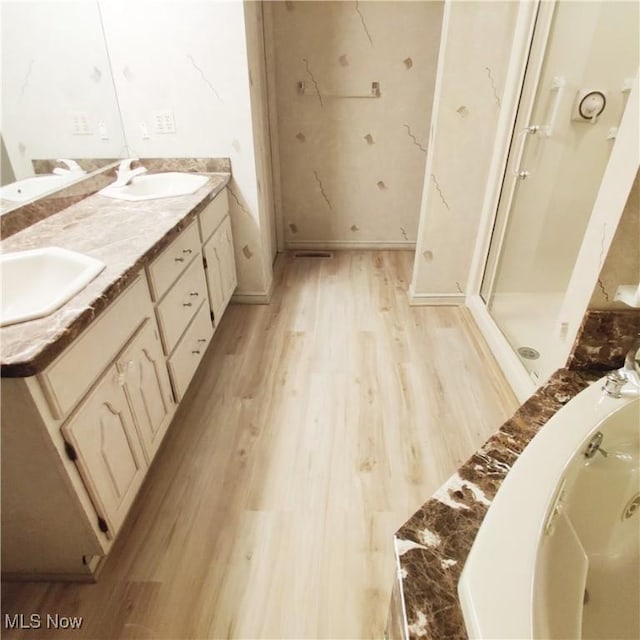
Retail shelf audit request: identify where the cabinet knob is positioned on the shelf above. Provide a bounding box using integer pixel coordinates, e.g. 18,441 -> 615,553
174,257 -> 185,263
183,302 -> 193,307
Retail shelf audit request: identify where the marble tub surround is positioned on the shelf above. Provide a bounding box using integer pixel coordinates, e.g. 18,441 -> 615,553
0,171 -> 230,377
32,158 -> 118,175
0,162 -> 121,238
567,309 -> 640,371
390,368 -> 597,640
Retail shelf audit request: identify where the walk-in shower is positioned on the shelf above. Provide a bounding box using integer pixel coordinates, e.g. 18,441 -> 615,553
479,1 -> 639,385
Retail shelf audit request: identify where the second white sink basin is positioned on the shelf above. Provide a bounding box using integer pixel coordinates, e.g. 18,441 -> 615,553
0,247 -> 106,327
0,174 -> 78,204
99,172 -> 209,201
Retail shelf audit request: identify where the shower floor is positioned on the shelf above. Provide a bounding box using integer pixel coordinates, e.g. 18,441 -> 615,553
489,291 -> 565,383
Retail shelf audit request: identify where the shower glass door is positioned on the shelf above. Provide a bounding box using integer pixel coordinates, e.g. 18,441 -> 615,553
481,0 -> 639,384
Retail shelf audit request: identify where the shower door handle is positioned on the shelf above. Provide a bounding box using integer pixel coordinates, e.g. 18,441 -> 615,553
512,125 -> 539,179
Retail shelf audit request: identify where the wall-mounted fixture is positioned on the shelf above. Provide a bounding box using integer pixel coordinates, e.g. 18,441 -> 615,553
296,80 -> 381,99
571,89 -> 607,123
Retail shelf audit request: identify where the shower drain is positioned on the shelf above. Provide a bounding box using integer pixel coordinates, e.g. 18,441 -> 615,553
517,346 -> 540,360
622,493 -> 640,520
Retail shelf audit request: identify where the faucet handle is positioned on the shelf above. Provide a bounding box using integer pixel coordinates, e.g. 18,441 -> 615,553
602,370 -> 627,398
55,159 -> 84,173
117,157 -> 139,174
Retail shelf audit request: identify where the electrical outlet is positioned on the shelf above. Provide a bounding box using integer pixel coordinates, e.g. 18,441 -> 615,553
140,122 -> 150,140
152,110 -> 176,134
70,112 -> 91,135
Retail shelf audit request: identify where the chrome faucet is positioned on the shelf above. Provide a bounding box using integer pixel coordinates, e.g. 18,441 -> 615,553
52,159 -> 86,176
112,158 -> 147,187
602,336 -> 640,398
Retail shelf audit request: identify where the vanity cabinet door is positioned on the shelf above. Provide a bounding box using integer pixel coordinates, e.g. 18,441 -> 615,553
61,364 -> 148,539
203,215 -> 237,325
118,320 -> 175,464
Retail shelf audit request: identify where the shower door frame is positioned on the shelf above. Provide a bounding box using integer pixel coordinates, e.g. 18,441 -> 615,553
465,0 -> 640,402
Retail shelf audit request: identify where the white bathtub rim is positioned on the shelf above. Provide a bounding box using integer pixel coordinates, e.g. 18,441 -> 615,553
458,376 -> 639,640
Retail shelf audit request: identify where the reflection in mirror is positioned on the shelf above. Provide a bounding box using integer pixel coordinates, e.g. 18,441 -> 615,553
0,0 -> 127,210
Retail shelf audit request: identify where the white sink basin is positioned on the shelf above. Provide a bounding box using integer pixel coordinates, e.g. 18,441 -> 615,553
0,247 -> 105,327
98,172 -> 209,201
0,174 -> 78,203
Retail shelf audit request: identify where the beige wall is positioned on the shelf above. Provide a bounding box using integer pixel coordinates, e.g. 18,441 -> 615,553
411,1 -> 519,297
269,1 -> 443,247
589,170 -> 640,310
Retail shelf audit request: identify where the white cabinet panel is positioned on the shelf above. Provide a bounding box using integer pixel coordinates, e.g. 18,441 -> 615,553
61,365 -> 148,538
118,320 -> 176,464
203,215 -> 237,326
198,188 -> 229,243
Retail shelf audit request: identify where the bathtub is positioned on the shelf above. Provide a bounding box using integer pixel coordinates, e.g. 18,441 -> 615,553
458,375 -> 640,639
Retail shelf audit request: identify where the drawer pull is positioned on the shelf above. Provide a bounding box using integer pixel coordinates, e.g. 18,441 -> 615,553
189,291 -> 199,297
183,249 -> 193,254
197,338 -> 207,343
192,350 -> 201,355
174,257 -> 185,263
183,302 -> 193,307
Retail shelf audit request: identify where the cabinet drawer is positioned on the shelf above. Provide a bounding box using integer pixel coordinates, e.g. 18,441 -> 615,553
167,301 -> 214,401
147,219 -> 200,301
38,276 -> 152,419
198,188 -> 228,243
155,255 -> 208,355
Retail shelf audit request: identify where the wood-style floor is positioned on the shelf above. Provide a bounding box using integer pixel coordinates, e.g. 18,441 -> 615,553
1,251 -> 517,639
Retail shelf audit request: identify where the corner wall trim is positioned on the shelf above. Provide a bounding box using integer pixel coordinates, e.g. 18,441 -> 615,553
231,276 -> 274,305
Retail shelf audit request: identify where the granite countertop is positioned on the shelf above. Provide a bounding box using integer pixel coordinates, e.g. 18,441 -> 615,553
392,368 -> 601,640
0,171 -> 230,377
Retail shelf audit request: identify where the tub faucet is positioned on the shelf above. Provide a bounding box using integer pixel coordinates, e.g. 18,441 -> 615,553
112,158 -> 147,187
603,337 -> 640,398
52,159 -> 86,176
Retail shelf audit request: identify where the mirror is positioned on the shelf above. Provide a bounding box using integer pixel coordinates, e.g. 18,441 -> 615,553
0,1 -> 127,208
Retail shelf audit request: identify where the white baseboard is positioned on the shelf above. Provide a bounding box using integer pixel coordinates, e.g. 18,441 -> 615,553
408,287 -> 464,306
286,240 -> 416,251
231,276 -> 274,305
466,294 -> 535,403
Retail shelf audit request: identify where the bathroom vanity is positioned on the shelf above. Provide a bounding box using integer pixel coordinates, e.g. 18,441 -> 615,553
0,170 -> 237,580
